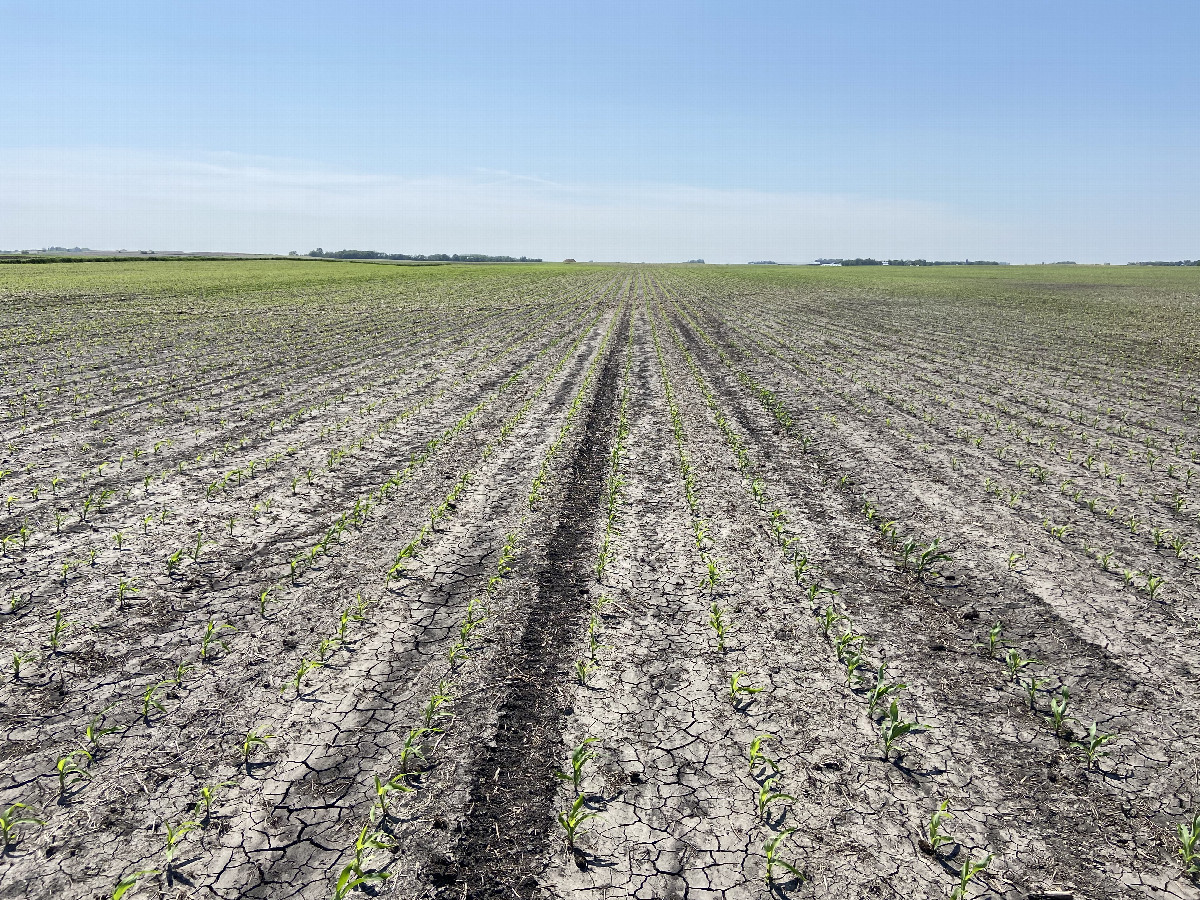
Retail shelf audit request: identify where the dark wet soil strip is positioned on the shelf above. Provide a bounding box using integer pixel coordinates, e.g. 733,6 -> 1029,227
431,306 -> 628,899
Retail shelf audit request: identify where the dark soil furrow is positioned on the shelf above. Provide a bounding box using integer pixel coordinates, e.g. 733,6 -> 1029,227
432,305 -> 629,898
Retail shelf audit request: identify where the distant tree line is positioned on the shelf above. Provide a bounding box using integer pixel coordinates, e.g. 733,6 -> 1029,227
307,248 -> 541,262
816,258 -> 1005,266
1129,260 -> 1200,266
748,260 -> 779,265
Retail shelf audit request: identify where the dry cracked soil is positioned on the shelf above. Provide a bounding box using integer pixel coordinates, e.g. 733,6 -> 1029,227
0,260 -> 1198,900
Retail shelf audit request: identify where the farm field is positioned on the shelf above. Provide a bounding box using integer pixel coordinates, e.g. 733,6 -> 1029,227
0,259 -> 1199,900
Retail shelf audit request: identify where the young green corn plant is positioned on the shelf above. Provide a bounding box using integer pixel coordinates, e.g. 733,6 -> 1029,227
1006,551 -> 1025,571
574,657 -> 595,685
708,602 -> 729,651
1178,811 -> 1200,877
0,802 -> 44,850
791,550 -> 809,583
817,603 -> 846,639
282,658 -> 322,697
975,621 -> 1003,657
921,800 -> 954,855
84,704 -> 120,753
914,538 -> 952,580
866,662 -> 907,717
1076,722 -> 1116,770
556,737 -> 597,794
163,819 -> 200,865
897,536 -> 920,572
333,863 -> 390,900
557,793 -> 598,847
111,869 -> 161,900
240,727 -> 273,768
1023,676 -> 1050,711
747,733 -> 780,778
47,610 -> 73,652
165,547 -> 185,574
199,620 -> 235,661
949,853 -> 993,900
258,586 -> 277,618
880,699 -> 929,762
750,475 -> 767,506
728,670 -> 765,706
698,556 -> 721,594
398,727 -> 433,776
371,773 -> 413,820
762,828 -> 804,885
193,780 -> 236,821
844,645 -> 867,687
56,748 -> 93,795
1145,574 -> 1167,602
1049,686 -> 1071,735
420,679 -> 454,728
834,629 -> 865,663
139,680 -> 171,720
755,775 -> 796,819
1004,649 -> 1037,680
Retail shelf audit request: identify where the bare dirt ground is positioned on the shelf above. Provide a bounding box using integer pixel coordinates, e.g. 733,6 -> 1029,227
0,261 -> 1198,900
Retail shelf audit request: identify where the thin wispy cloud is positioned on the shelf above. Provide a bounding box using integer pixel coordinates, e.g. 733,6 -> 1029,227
1,148 -> 991,262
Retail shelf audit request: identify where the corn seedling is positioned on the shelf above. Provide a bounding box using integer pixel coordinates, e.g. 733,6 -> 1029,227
728,670 -> 764,705
709,602 -> 729,651
574,657 -> 594,685
1178,811 -> 1200,876
199,620 -> 235,661
165,547 -> 185,574
139,680 -> 171,720
791,550 -> 809,582
763,828 -> 804,884
556,737 -> 597,794
747,733 -> 780,777
258,585 -> 277,617
56,748 -> 93,794
1076,722 -> 1116,769
844,645 -> 866,686
880,699 -> 929,761
834,629 -> 865,662
975,621 -> 1003,657
240,727 -> 272,767
163,819 -> 200,864
1145,574 -> 1167,602
282,658 -> 322,696
111,869 -> 160,900
11,649 -> 36,680
398,727 -> 433,775
371,773 -> 413,819
866,662 -> 907,717
557,793 -> 598,847
1049,686 -> 1070,735
949,854 -> 993,900
817,603 -> 846,638
755,775 -> 796,819
922,800 -> 954,855
1004,648 -> 1036,680
1023,675 -> 1050,710
193,780 -> 236,820
48,609 -> 73,651
84,704 -> 120,752
698,556 -> 721,594
0,802 -> 44,850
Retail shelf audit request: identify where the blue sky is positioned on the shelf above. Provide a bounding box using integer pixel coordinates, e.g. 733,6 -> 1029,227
2,0 -> 1197,262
